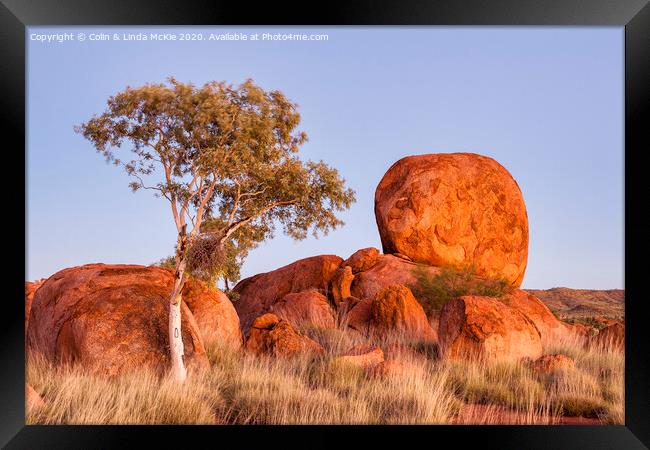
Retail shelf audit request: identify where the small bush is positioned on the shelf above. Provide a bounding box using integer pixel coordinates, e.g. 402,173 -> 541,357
411,264 -> 513,315
224,290 -> 240,302
154,256 -> 176,270
562,316 -> 615,332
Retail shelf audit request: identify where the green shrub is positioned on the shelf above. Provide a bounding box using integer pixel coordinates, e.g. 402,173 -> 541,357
410,264 -> 512,315
224,290 -> 240,302
562,317 -> 611,332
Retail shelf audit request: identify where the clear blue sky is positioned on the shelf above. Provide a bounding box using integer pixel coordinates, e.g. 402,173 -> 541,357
27,27 -> 624,289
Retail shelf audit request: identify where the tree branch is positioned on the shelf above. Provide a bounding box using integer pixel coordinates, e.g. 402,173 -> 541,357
191,177 -> 220,238
221,199 -> 297,241
162,158 -> 182,231
131,172 -> 163,193
227,182 -> 241,227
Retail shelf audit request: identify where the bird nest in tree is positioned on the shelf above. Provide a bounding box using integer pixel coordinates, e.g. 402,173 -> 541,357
185,233 -> 226,282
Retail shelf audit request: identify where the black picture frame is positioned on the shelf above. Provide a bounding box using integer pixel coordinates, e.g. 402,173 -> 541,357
2,0 -> 648,448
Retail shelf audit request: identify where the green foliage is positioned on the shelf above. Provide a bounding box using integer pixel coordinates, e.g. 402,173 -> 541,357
155,255 -> 176,270
551,395 -> 608,418
562,317 -> 611,332
224,290 -> 240,302
77,77 -> 356,278
410,264 -> 512,315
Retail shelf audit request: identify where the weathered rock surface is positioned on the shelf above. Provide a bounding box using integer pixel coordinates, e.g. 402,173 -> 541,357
233,255 -> 343,333
25,279 -> 46,331
245,313 -> 325,357
592,322 -> 624,350
565,322 -> 597,339
438,295 -> 542,362
528,354 -> 575,374
25,264 -> 223,376
342,247 -> 381,274
340,297 -> 372,335
350,254 -> 439,303
179,278 -> 242,349
371,285 -> 437,343
370,359 -> 426,379
499,289 -> 569,343
374,153 -> 529,286
332,344 -> 384,371
270,290 -> 336,329
330,266 -> 354,306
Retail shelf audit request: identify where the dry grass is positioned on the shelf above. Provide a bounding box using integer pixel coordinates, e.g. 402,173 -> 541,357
26,327 -> 623,425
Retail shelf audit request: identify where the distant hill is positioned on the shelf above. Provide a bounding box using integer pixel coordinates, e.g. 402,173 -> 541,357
526,288 -> 624,320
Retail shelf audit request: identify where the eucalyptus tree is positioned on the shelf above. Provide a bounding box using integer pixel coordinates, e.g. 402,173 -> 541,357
77,78 -> 355,381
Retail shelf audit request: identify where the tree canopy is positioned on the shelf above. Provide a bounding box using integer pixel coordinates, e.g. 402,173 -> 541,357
77,77 -> 356,278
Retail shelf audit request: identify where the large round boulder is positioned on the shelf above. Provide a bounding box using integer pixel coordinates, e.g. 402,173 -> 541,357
181,278 -> 243,349
438,295 -> 542,362
270,290 -> 337,330
26,264 -> 239,376
374,153 -> 529,286
244,313 -> 325,357
233,255 -> 343,333
370,285 -> 437,343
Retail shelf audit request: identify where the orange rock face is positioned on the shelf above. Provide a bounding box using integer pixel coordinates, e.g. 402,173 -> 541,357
374,153 -> 529,286
341,298 -> 372,336
176,277 -> 242,349
342,247 -> 381,274
332,344 -> 384,371
370,359 -> 425,379
245,313 -> 325,357
592,322 -> 624,350
566,322 -> 597,339
24,264 -> 239,376
499,289 -> 569,343
270,290 -> 336,329
350,254 -> 440,302
370,285 -> 437,343
528,354 -> 575,374
438,295 -> 542,362
330,266 -> 354,306
233,255 -> 343,333
25,279 -> 46,331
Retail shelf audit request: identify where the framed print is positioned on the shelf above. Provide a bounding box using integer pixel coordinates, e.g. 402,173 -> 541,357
2,0 -> 648,447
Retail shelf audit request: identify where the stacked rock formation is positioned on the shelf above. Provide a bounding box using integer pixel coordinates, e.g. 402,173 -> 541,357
26,152 -> 605,376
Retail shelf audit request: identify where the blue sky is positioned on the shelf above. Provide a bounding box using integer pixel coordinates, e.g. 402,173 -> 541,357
27,27 -> 624,289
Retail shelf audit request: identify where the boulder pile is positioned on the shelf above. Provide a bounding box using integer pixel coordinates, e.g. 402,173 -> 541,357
26,153 -> 610,377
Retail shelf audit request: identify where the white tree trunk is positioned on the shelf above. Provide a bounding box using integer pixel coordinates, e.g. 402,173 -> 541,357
168,288 -> 187,382
169,227 -> 188,383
